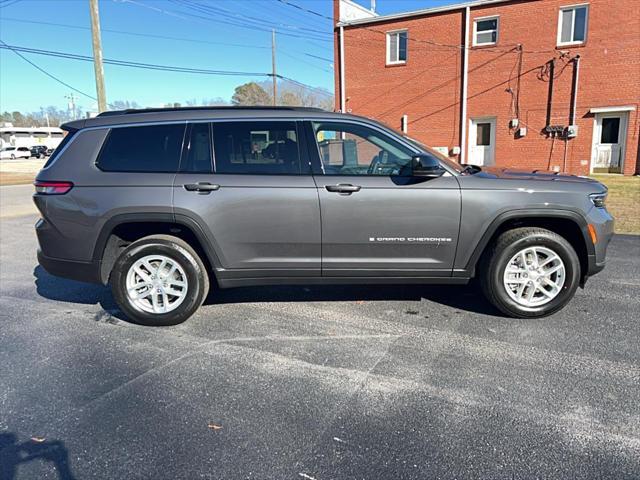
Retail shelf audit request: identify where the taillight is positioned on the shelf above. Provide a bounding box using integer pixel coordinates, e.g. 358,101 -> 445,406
34,181 -> 73,195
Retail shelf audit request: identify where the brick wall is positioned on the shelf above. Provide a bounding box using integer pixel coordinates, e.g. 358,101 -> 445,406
335,0 -> 640,175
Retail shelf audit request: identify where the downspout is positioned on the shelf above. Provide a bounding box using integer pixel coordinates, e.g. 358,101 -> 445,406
460,6 -> 470,163
565,55 -> 580,172
570,55 -> 580,126
339,25 -> 346,113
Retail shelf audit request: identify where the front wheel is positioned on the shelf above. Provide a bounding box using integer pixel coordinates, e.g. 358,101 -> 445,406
110,235 -> 209,326
481,227 -> 581,318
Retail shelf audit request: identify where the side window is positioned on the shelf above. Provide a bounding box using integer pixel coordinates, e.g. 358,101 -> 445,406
557,4 -> 588,46
43,129 -> 76,168
212,121 -> 301,175
387,30 -> 408,65
473,16 -> 499,46
312,122 -> 414,176
182,123 -> 212,173
97,124 -> 185,173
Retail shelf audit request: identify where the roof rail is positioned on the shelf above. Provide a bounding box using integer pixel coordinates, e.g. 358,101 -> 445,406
97,106 -> 327,117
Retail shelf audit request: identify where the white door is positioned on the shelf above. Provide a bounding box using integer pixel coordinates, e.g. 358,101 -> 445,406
592,113 -> 627,173
469,118 -> 496,166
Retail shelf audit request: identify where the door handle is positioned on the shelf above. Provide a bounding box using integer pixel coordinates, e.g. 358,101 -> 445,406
325,183 -> 361,194
184,182 -> 220,193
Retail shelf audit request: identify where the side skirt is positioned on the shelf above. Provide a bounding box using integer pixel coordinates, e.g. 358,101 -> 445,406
217,276 -> 470,289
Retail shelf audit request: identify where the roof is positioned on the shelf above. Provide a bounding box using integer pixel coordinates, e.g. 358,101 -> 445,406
96,106 -> 327,117
64,106 -> 350,130
338,0 -> 518,26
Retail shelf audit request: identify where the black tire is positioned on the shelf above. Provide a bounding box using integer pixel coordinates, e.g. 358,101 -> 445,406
110,235 -> 210,326
480,227 -> 581,318
10,154 -> 15,159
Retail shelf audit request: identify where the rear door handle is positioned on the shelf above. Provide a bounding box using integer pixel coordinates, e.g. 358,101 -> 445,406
325,183 -> 361,194
184,182 -> 220,193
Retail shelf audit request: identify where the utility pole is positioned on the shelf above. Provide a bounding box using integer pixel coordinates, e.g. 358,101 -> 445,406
271,29 -> 277,106
89,0 -> 107,112
65,93 -> 77,120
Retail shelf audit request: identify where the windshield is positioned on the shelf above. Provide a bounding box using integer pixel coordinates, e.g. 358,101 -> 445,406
401,135 -> 466,173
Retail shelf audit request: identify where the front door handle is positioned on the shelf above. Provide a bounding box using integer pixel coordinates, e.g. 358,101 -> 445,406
184,182 -> 220,193
325,183 -> 361,195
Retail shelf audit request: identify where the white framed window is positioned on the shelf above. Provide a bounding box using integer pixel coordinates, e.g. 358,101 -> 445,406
557,4 -> 589,46
473,16 -> 499,46
386,30 -> 408,65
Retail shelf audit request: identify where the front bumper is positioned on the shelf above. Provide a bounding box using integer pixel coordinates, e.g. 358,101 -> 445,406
584,206 -> 614,279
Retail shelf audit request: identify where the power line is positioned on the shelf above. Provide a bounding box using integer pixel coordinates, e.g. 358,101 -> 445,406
0,0 -> 22,9
0,17 -> 271,49
2,17 -> 333,71
0,40 -> 98,102
303,52 -> 333,63
279,50 -> 333,74
236,0 -> 331,27
0,41 -> 333,98
275,0 -> 333,21
174,0 -> 331,37
0,43 -> 271,76
119,0 -> 331,43
168,0 -> 332,41
273,0 -> 557,54
168,0 -> 330,41
276,75 -> 333,98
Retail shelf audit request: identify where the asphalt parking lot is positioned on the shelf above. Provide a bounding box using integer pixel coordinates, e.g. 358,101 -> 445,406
1,188 -> 639,479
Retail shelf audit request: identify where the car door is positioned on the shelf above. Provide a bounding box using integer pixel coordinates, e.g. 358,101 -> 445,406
173,120 -> 321,279
305,120 -> 461,277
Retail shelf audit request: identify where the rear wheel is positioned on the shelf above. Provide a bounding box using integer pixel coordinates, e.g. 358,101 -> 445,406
481,227 -> 580,318
111,235 -> 209,326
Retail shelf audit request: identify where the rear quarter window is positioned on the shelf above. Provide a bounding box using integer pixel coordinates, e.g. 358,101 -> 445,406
43,129 -> 76,168
97,123 -> 185,173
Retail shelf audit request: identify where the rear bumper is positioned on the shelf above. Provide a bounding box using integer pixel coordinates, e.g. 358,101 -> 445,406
37,250 -> 101,284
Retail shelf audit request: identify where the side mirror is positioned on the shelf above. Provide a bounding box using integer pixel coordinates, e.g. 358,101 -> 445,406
412,154 -> 446,178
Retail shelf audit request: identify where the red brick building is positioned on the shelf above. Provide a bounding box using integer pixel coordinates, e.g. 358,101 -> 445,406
334,0 -> 640,175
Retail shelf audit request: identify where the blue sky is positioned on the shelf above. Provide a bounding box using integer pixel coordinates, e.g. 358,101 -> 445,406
0,0 -> 457,113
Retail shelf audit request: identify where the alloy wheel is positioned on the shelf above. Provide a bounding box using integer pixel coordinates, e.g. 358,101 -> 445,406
502,246 -> 566,307
125,254 -> 189,314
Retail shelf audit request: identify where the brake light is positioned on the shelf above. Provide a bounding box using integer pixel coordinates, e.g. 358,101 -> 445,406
34,181 -> 73,195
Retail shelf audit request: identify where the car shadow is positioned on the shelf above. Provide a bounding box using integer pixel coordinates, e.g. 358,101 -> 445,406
205,282 -> 500,316
34,265 -> 499,319
33,266 -> 127,321
0,432 -> 76,480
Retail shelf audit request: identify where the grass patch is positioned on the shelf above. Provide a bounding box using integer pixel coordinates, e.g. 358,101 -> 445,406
0,172 -> 35,186
591,175 -> 640,234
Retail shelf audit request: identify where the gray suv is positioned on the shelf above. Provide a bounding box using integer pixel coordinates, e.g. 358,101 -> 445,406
34,107 -> 614,325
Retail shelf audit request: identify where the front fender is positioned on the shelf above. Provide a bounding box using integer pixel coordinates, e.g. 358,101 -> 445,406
454,207 -> 594,277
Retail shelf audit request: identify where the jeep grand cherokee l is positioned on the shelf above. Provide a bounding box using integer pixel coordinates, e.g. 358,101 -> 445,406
33,107 -> 614,326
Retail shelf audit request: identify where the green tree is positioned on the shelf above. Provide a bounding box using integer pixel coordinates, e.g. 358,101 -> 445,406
231,82 -> 272,106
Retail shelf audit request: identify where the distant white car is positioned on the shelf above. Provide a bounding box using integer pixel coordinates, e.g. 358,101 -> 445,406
0,146 -> 31,159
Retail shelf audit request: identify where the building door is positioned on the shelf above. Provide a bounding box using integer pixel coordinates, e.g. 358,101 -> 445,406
592,113 -> 628,173
469,118 -> 496,166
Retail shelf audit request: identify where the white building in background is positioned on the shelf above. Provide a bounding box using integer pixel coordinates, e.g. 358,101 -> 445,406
0,126 -> 65,149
